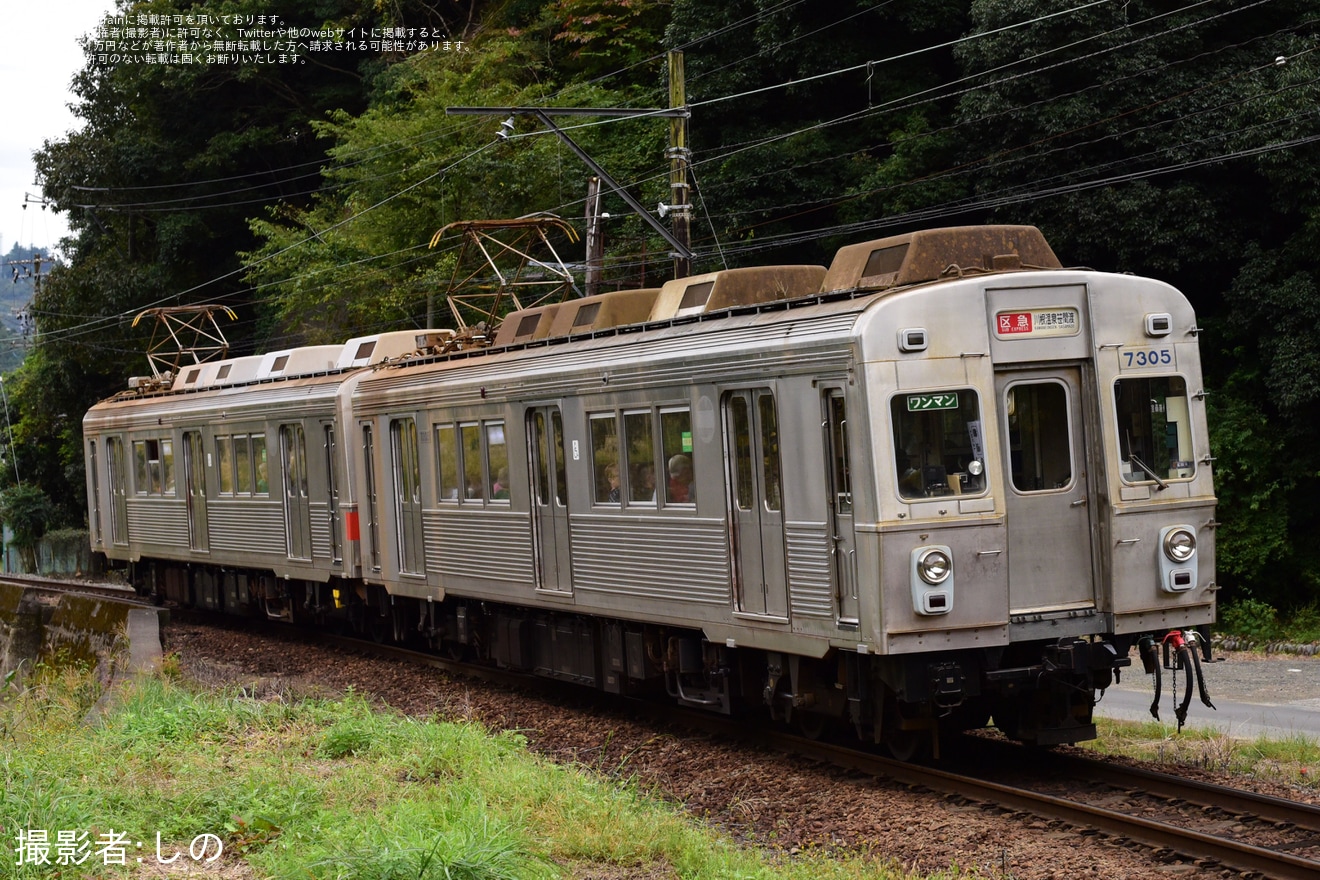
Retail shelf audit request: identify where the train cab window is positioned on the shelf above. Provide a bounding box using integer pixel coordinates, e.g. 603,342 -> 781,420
132,439 -> 174,496
590,413 -> 620,504
1115,375 -> 1195,482
891,390 -> 987,499
435,425 -> 459,501
1007,382 -> 1072,492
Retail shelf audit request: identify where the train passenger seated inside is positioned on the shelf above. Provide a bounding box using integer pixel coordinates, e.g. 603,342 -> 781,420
667,454 -> 694,503
605,463 -> 621,503
492,467 -> 510,500
633,464 -> 657,503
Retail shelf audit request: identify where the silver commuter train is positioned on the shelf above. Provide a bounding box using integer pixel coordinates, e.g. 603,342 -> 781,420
83,225 -> 1216,753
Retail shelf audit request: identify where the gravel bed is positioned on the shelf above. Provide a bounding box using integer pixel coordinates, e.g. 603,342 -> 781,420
163,619 -> 1306,880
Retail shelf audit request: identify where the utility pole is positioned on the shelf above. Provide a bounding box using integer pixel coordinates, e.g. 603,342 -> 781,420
584,177 -> 603,297
668,50 -> 692,280
446,106 -> 695,279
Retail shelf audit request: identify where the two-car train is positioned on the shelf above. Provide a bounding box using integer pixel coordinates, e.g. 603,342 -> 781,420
83,225 -> 1217,754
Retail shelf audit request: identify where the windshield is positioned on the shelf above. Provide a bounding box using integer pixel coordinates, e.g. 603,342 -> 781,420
891,390 -> 987,498
1114,375 -> 1195,483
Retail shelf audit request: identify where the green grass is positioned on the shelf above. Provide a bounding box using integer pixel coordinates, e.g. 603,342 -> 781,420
0,665 -> 971,880
1083,717 -> 1320,788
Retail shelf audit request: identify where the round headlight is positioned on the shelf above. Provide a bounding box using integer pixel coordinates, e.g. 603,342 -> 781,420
1163,528 -> 1196,563
917,548 -> 952,585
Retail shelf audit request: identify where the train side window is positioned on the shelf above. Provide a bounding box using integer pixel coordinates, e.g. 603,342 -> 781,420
1115,375 -> 1195,482
435,424 -> 459,501
251,435 -> 268,494
891,390 -> 987,499
216,436 -> 234,494
132,439 -> 175,496
624,410 -> 655,504
487,422 -> 509,502
460,423 -> 484,501
235,435 -> 252,495
590,413 -> 620,504
661,408 -> 695,505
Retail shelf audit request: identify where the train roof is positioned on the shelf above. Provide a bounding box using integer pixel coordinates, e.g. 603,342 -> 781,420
91,224 -> 1065,413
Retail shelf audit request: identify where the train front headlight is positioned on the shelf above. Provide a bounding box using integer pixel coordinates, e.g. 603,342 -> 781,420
1162,527 -> 1196,563
917,548 -> 952,585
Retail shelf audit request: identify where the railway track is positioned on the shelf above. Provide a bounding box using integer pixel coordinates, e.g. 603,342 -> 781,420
291,624 -> 1320,879
0,573 -> 146,604
44,589 -> 1318,879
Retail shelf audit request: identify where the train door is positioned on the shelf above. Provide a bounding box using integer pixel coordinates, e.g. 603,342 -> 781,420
390,417 -> 425,575
322,423 -> 342,565
823,389 -> 859,624
723,389 -> 788,618
107,437 -> 128,545
527,406 -> 572,593
182,431 -> 209,552
88,440 -> 103,547
279,423 -> 312,560
996,368 -> 1096,612
362,424 -> 382,573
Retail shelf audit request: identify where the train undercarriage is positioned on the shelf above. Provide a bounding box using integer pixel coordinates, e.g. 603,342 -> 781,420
138,560 -> 1132,758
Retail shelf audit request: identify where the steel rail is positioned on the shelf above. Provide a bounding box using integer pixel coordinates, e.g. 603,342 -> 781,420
1042,751 -> 1320,833
188,619 -> 1320,879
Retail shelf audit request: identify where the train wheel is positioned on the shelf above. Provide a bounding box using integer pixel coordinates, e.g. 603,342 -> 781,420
884,725 -> 928,761
796,712 -> 836,741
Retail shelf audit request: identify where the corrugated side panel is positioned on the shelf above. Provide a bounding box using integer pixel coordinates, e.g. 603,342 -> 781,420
310,501 -> 331,560
424,510 -> 534,582
125,500 -> 190,549
208,502 -> 286,555
570,516 -> 730,606
785,523 -> 835,619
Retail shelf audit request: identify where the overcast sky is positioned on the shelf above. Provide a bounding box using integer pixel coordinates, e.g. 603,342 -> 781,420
0,0 -> 115,257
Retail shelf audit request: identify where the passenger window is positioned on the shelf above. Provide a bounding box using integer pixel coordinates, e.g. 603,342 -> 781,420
487,422 -> 509,502
130,438 -> 175,496
1007,382 -> 1072,492
216,436 -> 234,494
624,411 -> 654,504
1115,376 -> 1195,482
460,423 -> 484,501
251,435 -> 268,495
891,390 -> 987,499
436,425 -> 459,501
590,413 -> 620,504
235,435 -> 252,495
160,440 -> 175,495
661,408 -> 694,505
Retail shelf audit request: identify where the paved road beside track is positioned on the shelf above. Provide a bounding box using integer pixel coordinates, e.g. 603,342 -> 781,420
1097,652 -> 1320,739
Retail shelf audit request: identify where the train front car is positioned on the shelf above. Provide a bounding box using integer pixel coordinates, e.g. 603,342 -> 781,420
842,226 -> 1215,749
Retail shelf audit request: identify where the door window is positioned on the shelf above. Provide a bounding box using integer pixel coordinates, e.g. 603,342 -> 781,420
1006,382 -> 1073,492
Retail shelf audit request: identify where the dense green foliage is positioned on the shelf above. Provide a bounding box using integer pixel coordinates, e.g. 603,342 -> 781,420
16,0 -> 1320,612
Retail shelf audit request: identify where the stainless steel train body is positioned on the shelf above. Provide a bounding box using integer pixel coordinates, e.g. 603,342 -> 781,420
83,226 -> 1216,750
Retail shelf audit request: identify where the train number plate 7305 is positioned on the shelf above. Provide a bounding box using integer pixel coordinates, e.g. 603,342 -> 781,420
1119,348 -> 1175,370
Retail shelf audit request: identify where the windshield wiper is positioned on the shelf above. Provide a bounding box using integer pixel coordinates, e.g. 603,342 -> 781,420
1128,454 -> 1168,490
